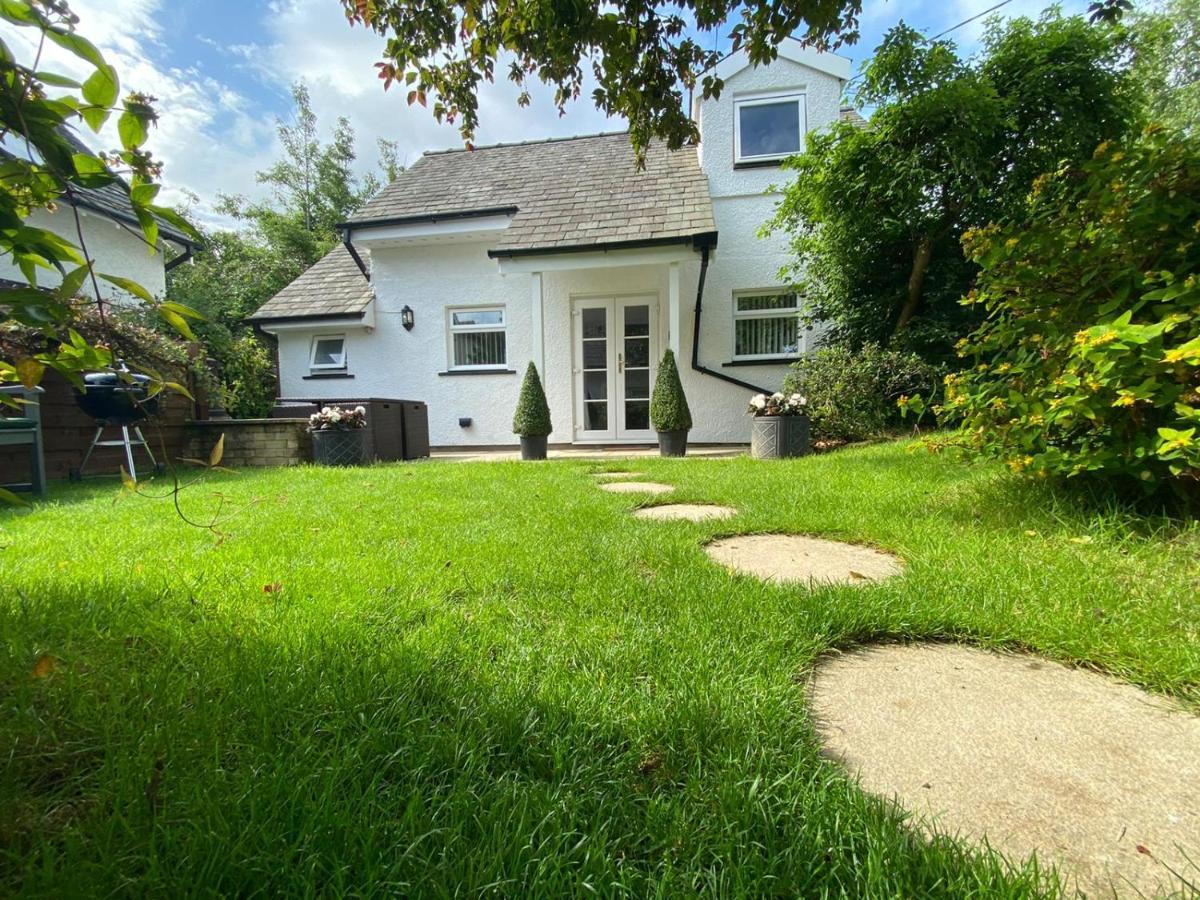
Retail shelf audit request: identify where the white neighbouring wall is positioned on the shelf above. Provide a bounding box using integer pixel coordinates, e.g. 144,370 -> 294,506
0,205 -> 171,301
273,45 -> 851,447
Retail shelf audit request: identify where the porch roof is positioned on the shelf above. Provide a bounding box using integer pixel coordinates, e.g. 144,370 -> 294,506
345,131 -> 716,256
247,244 -> 372,323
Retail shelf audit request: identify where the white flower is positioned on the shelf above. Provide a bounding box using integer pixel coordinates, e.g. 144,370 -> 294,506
791,393 -> 808,406
771,391 -> 784,402
354,405 -> 366,415
750,394 -> 767,410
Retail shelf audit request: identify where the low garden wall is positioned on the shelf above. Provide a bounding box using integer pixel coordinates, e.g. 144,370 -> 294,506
184,419 -> 312,469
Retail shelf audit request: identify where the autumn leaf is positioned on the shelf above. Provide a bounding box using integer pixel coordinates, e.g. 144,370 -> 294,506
262,582 -> 283,594
209,433 -> 225,468
15,357 -> 44,388
32,653 -> 57,678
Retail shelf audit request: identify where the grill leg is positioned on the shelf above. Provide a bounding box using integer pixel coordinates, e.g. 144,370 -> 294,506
77,425 -> 105,476
133,426 -> 158,468
121,426 -> 138,482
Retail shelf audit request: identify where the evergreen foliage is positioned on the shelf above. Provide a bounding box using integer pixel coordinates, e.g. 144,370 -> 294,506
512,362 -> 552,436
650,350 -> 692,432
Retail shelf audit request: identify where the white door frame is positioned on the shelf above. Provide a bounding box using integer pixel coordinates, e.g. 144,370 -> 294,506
571,293 -> 659,443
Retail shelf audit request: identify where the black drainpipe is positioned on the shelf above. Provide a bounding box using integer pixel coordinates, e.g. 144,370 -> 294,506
341,228 -> 370,280
690,246 -> 772,394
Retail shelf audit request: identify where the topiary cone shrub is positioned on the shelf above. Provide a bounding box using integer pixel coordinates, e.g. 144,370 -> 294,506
512,361 -> 551,459
650,349 -> 692,456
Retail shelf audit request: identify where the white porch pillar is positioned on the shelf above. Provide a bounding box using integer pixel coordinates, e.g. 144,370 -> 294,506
530,271 -> 545,373
667,261 -> 681,357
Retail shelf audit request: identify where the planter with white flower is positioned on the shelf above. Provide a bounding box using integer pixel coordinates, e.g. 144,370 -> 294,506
309,405 -> 368,466
747,392 -> 810,459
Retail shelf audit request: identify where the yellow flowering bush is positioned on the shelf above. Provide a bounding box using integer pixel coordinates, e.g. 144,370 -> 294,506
917,127 -> 1200,498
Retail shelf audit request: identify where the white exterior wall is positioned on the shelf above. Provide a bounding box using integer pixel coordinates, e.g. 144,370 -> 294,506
0,206 -> 169,300
274,49 -> 848,447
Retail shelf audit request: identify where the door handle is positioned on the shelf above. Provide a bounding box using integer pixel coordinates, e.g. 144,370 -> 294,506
618,352 -> 623,373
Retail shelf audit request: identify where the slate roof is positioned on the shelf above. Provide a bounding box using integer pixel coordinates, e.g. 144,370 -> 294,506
348,131 -> 717,256
247,244 -> 373,322
839,106 -> 870,129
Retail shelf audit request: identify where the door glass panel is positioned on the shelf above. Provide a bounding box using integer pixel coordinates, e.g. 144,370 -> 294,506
624,338 -> 649,368
583,371 -> 607,401
624,369 -> 649,399
583,340 -> 607,369
624,304 -> 649,336
624,401 -> 649,431
582,307 -> 606,339
585,402 -> 608,430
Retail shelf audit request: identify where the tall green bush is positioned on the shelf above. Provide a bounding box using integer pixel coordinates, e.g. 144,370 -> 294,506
512,362 -> 552,436
926,127 -> 1200,497
649,349 -> 692,432
784,343 -> 940,441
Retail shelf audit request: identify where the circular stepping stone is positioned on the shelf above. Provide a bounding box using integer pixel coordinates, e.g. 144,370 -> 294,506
811,644 -> 1200,898
633,504 -> 737,522
704,534 -> 901,585
598,481 -> 674,495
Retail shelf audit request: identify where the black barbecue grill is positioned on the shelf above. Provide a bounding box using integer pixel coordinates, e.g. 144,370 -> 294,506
70,368 -> 163,481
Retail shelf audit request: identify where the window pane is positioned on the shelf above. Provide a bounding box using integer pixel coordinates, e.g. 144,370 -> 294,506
452,309 -> 503,327
453,331 -> 506,367
735,316 -> 799,357
584,371 -> 607,401
584,401 -> 608,431
313,338 -> 344,366
582,307 -> 607,339
736,292 -> 798,312
624,305 -> 649,337
583,340 -> 607,369
624,400 -> 650,431
624,336 -> 649,368
624,369 -> 649,400
739,101 -> 800,158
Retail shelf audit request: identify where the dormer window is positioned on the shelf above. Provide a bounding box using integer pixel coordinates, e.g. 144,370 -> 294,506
734,93 -> 806,164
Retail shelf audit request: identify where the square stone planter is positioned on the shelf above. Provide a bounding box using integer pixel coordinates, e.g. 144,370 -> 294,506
311,428 -> 367,466
750,414 -> 811,459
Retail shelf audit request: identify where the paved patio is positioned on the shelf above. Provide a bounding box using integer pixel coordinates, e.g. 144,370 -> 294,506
431,444 -> 748,462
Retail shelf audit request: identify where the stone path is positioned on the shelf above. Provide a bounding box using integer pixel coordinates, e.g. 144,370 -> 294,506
704,534 -> 902,585
633,504 -> 737,522
598,481 -> 674,495
811,643 -> 1200,898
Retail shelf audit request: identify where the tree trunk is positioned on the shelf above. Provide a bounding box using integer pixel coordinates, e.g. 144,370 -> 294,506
895,235 -> 933,333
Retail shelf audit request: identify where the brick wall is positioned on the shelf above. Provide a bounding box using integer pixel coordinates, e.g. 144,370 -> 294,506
184,419 -> 312,468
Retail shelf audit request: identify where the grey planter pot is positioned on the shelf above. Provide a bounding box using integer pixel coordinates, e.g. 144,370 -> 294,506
657,429 -> 688,457
311,428 -> 367,466
519,435 -> 548,460
750,415 -> 811,459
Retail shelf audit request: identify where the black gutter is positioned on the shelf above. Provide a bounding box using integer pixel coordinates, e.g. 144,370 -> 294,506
69,195 -> 198,250
489,231 -> 718,260
690,245 -> 772,394
336,206 -> 518,231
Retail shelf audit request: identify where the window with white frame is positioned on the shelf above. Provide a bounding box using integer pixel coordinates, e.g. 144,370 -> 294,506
309,334 -> 347,371
734,93 -> 805,163
447,306 -> 507,369
733,290 -> 804,359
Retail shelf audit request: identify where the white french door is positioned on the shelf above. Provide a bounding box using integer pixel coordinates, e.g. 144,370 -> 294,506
572,295 -> 658,442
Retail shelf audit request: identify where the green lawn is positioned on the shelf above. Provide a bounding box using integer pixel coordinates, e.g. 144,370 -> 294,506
2,441 -> 1198,897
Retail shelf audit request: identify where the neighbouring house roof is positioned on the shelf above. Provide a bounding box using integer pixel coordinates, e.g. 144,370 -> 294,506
839,106 -> 870,129
346,131 -> 717,256
247,244 -> 373,322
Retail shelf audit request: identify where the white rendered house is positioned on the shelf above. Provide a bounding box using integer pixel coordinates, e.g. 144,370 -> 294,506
251,42 -> 856,448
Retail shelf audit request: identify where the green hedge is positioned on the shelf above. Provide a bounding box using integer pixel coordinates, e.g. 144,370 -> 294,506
512,362 -> 552,436
650,349 -> 692,432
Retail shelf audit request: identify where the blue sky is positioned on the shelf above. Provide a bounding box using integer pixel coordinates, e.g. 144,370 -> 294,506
5,0 -> 1090,228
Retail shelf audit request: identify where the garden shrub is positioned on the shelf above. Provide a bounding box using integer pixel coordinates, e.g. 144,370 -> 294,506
927,127 -> 1200,498
220,334 -> 276,419
650,349 -> 692,432
784,343 -> 940,441
512,362 -> 551,436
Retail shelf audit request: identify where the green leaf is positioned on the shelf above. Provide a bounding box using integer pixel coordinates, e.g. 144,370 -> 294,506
35,71 -> 81,89
0,486 -> 30,507
117,108 -> 149,149
81,63 -> 118,109
160,308 -> 196,341
145,204 -> 201,243
55,265 -> 90,301
43,27 -> 107,70
15,357 -> 44,389
96,272 -> 154,304
130,182 -> 160,206
160,301 -> 205,321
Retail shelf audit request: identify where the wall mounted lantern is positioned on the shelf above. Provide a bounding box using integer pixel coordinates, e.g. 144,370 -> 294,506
401,305 -> 414,331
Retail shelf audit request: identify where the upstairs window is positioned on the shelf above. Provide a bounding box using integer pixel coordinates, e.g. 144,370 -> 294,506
734,94 -> 805,163
733,290 -> 803,360
310,334 -> 347,371
448,306 -> 507,369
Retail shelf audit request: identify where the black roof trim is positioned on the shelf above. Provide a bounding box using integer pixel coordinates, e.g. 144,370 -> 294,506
487,231 -> 718,260
340,206 -> 518,231
247,309 -> 367,326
